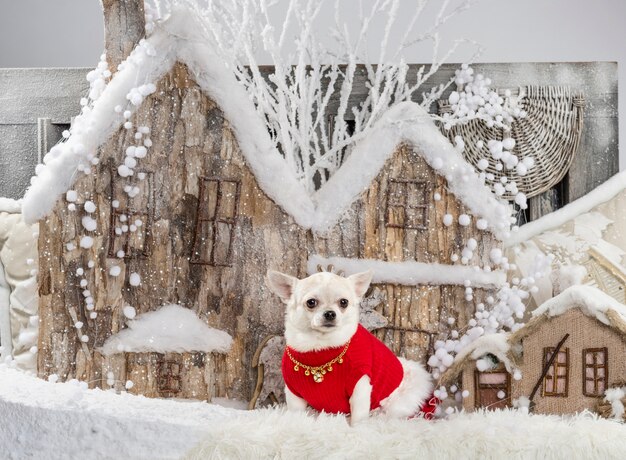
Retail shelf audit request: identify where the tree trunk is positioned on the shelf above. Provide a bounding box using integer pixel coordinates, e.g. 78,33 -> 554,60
101,0 -> 145,72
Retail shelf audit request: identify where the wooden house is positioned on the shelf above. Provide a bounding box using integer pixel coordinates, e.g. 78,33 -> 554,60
25,8 -> 510,404
441,285 -> 626,415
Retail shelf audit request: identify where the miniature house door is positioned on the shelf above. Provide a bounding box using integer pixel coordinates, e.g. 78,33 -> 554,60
475,370 -> 511,410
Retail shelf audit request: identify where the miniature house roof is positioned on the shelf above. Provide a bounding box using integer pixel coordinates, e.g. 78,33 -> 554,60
22,10 -> 510,238
511,285 -> 626,341
439,333 -> 518,387
506,170 -> 626,247
100,304 -> 232,355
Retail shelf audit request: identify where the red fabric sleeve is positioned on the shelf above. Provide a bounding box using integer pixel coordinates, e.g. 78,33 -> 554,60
345,335 -> 373,397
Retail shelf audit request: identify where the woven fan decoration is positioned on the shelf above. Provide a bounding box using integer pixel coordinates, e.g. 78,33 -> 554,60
438,86 -> 585,200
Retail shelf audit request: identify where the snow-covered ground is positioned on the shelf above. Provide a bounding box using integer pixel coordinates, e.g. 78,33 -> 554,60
1,366 -> 625,460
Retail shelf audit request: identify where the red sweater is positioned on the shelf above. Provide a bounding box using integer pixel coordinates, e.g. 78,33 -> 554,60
282,325 -> 404,414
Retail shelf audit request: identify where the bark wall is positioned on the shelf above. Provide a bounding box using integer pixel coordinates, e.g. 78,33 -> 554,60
38,63 -> 307,401
314,145 -> 499,362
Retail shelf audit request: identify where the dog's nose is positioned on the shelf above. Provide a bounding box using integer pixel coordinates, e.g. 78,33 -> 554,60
323,310 -> 336,321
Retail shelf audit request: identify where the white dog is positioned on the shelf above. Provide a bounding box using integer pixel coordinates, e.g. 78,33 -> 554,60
267,270 -> 434,425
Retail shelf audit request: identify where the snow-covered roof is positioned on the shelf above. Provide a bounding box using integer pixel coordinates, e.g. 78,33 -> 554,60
100,304 -> 232,355
505,170 -> 626,247
508,285 -> 626,347
439,333 -> 518,386
530,284 -> 626,327
307,255 -> 506,288
22,11 -> 510,239
312,102 -> 512,238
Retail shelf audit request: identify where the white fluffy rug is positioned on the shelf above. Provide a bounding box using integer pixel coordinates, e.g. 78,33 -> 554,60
187,407 -> 626,460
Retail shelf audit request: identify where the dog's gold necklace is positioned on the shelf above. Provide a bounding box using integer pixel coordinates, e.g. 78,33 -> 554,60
286,340 -> 351,383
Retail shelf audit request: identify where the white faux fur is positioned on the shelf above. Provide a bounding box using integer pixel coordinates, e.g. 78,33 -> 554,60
186,408 -> 626,459
379,357 -> 434,419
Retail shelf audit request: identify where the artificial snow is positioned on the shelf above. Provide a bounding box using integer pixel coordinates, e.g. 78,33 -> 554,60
128,272 -> 141,286
0,197 -> 21,214
2,366 -> 625,460
451,332 -> 517,374
100,304 -> 232,355
307,255 -> 506,288
532,284 -> 626,326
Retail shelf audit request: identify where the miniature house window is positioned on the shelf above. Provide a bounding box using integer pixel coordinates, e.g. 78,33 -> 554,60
386,179 -> 428,230
543,347 -> 569,397
191,178 -> 241,266
583,348 -> 608,397
474,370 -> 511,410
157,357 -> 182,396
108,171 -> 154,258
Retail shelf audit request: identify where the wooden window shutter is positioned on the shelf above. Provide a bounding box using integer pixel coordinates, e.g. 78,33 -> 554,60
542,347 -> 570,397
582,348 -> 608,397
386,179 -> 428,230
191,178 -> 241,266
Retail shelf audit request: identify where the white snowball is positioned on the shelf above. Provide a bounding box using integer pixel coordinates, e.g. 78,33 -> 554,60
66,190 -> 78,202
466,238 -> 477,250
81,216 -> 97,232
443,214 -> 453,226
134,146 -> 147,158
126,146 -> 136,157
490,248 -> 503,264
125,380 -> 134,390
48,374 -> 59,383
123,121 -> 133,130
84,201 -> 96,213
123,305 -> 137,319
476,219 -> 488,230
516,163 -> 528,176
502,137 -> 515,150
79,236 -> 94,249
458,214 -> 471,226
80,335 -> 89,343
515,192 -> 527,207
112,200 -> 120,208
125,156 -> 137,168
497,390 -> 506,399
118,165 -> 132,177
462,390 -> 469,398
434,192 -> 441,201
129,272 -> 141,286
109,266 -> 121,277
477,158 -> 489,170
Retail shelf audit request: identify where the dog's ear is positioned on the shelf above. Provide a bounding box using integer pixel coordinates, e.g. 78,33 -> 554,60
266,270 -> 297,303
347,270 -> 373,298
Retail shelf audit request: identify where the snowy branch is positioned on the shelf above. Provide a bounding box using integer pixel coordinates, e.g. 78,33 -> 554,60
148,0 -> 479,191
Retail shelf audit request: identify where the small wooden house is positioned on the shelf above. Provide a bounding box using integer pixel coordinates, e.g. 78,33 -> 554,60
441,285 -> 626,415
25,8 -> 510,404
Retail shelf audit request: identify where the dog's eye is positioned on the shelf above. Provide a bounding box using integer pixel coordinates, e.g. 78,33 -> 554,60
339,298 -> 349,308
305,298 -> 317,308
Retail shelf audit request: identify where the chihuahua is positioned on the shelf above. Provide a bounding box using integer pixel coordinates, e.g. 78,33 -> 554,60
267,270 -> 434,425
